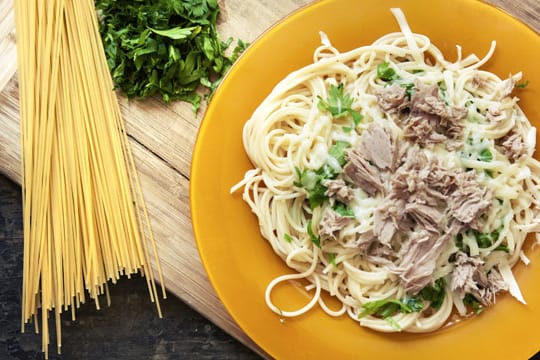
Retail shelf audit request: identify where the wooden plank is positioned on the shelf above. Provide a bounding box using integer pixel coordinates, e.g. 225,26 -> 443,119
0,0 -> 537,357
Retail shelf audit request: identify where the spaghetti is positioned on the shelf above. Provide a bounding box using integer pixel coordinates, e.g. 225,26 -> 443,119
15,0 -> 165,357
233,8 -> 540,332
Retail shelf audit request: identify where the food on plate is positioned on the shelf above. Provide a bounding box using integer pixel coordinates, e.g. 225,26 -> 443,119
232,8 -> 540,332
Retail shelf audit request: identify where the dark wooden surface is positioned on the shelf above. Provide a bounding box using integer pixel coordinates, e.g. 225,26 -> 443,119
0,174 -> 260,360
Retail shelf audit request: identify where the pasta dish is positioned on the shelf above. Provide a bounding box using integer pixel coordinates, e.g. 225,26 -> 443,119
231,8 -> 540,332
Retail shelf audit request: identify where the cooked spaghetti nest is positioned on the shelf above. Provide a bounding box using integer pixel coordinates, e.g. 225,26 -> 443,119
231,8 -> 540,333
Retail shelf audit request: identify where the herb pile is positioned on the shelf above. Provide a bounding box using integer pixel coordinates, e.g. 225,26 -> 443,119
95,0 -> 247,111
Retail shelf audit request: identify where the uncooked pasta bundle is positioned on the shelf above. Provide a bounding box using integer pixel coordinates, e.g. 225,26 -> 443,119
14,0 -> 165,357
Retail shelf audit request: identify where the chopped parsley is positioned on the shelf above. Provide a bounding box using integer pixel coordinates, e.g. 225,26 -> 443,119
307,219 -> 321,248
401,296 -> 425,312
318,84 -> 363,130
494,244 -> 510,253
293,141 -> 350,209
456,227 -> 504,252
516,80 -> 530,89
283,233 -> 294,243
95,0 -> 248,111
418,278 -> 446,310
328,252 -> 337,267
332,202 -> 355,217
478,148 -> 493,162
377,62 -> 399,82
377,62 -> 414,99
294,167 -> 329,209
328,141 -> 350,167
359,297 -> 424,331
464,294 -> 483,314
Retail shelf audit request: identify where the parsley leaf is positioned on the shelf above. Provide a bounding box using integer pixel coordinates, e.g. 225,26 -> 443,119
516,80 -> 530,89
377,62 -> 399,82
473,227 -> 501,248
359,297 -> 425,331
359,298 -> 422,318
464,294 -> 483,314
307,219 -> 321,248
401,296 -> 424,312
418,278 -> 446,310
328,252 -> 337,267
294,167 -> 328,209
293,141 -> 350,209
332,202 -> 355,217
318,84 -> 363,129
495,244 -> 510,253
148,26 -> 200,40
95,0 -> 247,111
328,141 -> 350,167
283,234 -> 294,243
456,227 -> 505,253
377,62 -> 415,99
478,148 -> 493,162
384,316 -> 402,331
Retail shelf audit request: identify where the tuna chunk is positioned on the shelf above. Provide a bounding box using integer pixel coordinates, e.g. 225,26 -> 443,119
323,178 -> 355,203
373,147 -> 448,239
376,83 -> 408,113
373,197 -> 409,246
392,230 -> 452,295
403,116 -> 447,146
318,207 -> 351,240
405,202 -> 445,234
497,131 -> 528,163
343,149 -> 383,196
346,231 -> 396,265
409,81 -> 467,140
357,123 -> 398,171
450,251 -> 508,306
447,172 -> 493,228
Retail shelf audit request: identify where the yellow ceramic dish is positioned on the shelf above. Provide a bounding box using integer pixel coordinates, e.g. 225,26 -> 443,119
190,0 -> 540,359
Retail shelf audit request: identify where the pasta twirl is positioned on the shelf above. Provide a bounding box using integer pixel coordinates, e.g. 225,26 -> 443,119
233,8 -> 540,332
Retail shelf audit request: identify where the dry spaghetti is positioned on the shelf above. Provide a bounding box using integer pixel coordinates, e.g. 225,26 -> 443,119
15,0 -> 165,357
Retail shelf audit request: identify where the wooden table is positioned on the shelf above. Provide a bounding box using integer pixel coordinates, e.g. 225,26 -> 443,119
0,0 -> 537,357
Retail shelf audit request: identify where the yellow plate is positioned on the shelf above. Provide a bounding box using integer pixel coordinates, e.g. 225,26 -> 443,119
191,1 -> 540,359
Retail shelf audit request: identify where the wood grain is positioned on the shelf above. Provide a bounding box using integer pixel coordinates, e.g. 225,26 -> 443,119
0,0 -> 537,357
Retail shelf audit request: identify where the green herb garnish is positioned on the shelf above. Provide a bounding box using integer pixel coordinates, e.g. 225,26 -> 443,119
332,202 -> 355,217
318,84 -> 363,129
377,62 -> 414,99
328,141 -> 350,167
516,80 -> 530,89
377,62 -> 399,82
418,278 -> 446,310
456,227 -> 504,252
307,219 -> 321,248
95,0 -> 247,111
293,141 -> 350,209
359,298 -> 423,318
464,294 -> 483,314
478,148 -> 493,162
283,234 -> 294,243
359,297 -> 424,330
328,252 -> 337,267
294,167 -> 328,209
